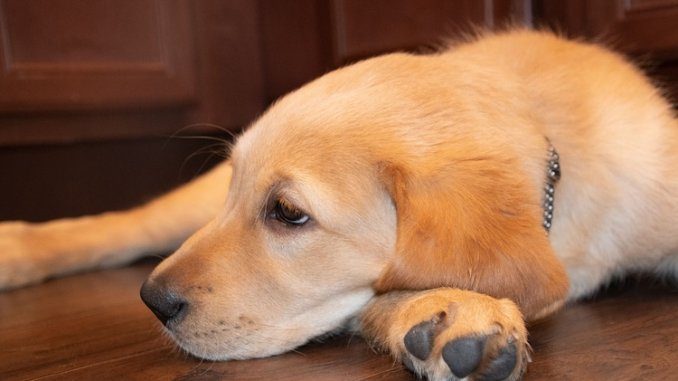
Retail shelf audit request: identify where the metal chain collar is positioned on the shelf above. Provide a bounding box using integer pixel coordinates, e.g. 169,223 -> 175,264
543,143 -> 561,233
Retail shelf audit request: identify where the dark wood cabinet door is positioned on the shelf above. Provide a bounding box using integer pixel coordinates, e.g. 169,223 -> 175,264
331,0 -> 531,63
0,0 -> 264,145
0,0 -> 196,112
4,0 -> 677,220
0,0 -> 263,220
260,0 -> 533,102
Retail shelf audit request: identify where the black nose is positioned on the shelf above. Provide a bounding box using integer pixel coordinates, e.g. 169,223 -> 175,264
140,280 -> 188,326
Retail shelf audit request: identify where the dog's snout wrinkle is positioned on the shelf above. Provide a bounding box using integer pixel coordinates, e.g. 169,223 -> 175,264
140,280 -> 188,326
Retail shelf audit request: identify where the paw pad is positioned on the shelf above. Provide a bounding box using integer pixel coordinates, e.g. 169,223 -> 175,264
404,320 -> 435,360
478,340 -> 518,381
403,318 -> 521,381
442,336 -> 487,378
403,311 -> 447,360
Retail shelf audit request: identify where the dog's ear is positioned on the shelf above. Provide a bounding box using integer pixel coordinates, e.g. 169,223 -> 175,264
374,153 -> 569,318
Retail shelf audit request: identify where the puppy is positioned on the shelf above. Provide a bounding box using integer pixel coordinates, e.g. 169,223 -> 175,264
1,30 -> 677,381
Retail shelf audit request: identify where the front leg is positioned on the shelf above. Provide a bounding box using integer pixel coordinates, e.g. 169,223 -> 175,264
359,288 -> 529,381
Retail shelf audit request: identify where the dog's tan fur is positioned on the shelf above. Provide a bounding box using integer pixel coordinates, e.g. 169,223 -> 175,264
1,30 -> 677,380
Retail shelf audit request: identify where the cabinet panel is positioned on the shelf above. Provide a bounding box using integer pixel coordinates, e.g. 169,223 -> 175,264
191,0 -> 264,130
587,0 -> 678,59
0,0 -> 196,112
626,0 -> 678,12
3,1 -> 162,65
0,138 -> 223,221
333,0 -> 476,62
259,0 -> 532,102
332,0 -> 532,63
258,0 -> 329,104
0,0 -> 264,144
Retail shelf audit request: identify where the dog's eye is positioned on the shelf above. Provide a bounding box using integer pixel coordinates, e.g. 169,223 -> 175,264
271,199 -> 310,226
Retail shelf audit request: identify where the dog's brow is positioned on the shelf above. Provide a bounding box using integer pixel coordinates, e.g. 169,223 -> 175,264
257,183 -> 279,220
256,178 -> 294,221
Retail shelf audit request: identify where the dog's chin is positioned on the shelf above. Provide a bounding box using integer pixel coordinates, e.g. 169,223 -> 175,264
171,333 -> 303,361
168,321 -> 354,361
167,330 -> 309,361
164,320 -> 343,361
164,288 -> 376,361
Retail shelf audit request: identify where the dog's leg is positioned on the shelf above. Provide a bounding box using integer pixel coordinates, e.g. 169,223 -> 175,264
0,161 -> 232,290
359,288 -> 529,381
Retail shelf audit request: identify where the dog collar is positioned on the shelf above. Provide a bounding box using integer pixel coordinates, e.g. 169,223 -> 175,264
543,142 -> 560,233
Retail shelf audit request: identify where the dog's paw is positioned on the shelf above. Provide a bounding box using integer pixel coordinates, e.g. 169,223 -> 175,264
391,289 -> 528,381
0,221 -> 48,290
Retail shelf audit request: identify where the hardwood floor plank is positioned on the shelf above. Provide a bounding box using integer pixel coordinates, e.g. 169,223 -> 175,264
0,259 -> 676,380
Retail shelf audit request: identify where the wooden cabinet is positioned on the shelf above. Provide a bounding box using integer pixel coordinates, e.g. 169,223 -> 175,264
0,0 -> 196,112
1,0 -> 677,220
0,0 -> 265,220
0,0 -> 263,145
259,0 -> 532,102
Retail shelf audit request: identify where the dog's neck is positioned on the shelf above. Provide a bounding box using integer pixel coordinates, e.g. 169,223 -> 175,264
543,141 -> 560,234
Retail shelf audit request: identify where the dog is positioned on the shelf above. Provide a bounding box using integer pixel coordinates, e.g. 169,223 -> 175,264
1,29 -> 677,381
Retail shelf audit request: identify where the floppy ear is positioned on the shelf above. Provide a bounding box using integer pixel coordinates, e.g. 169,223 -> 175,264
374,153 -> 569,318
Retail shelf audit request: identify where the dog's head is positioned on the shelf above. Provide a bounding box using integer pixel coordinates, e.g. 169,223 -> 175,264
141,52 -> 567,360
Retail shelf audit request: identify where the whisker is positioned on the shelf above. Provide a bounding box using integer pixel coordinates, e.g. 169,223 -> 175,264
167,123 -> 236,139
170,135 -> 232,145
178,143 -> 229,178
149,253 -> 168,260
180,123 -> 237,139
193,146 -> 227,177
160,122 -> 236,153
289,348 -> 307,356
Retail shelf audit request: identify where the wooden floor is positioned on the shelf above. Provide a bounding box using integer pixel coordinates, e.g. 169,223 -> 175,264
0,259 -> 676,381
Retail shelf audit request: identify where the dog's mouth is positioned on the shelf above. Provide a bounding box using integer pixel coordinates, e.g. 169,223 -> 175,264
164,320 -> 311,361
154,287 -> 375,361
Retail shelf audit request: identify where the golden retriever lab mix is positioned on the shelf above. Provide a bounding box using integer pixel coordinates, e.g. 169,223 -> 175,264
1,30 -> 677,381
